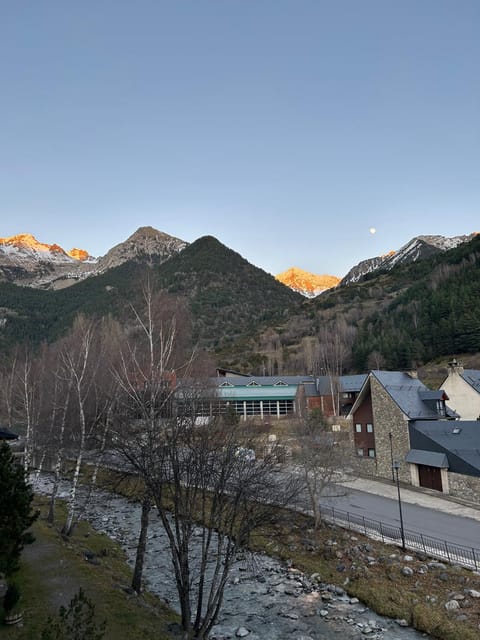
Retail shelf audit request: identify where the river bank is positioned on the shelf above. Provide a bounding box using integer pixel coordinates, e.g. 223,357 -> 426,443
33,475 -> 430,640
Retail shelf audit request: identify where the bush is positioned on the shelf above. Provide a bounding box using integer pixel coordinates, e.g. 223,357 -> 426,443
40,588 -> 106,640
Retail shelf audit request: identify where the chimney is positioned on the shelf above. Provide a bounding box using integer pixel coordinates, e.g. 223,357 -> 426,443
448,359 -> 464,375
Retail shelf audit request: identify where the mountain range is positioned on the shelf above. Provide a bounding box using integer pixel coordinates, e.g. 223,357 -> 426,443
1,227 -> 477,296
1,226 -> 480,379
0,227 -> 187,290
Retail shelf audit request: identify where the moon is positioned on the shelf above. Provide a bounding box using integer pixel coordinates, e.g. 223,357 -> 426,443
369,227 -> 376,234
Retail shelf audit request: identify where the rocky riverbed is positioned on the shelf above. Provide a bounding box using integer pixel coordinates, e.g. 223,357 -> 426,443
34,476 -> 429,639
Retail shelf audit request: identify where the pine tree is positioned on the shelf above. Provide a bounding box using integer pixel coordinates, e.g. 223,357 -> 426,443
0,441 -> 38,575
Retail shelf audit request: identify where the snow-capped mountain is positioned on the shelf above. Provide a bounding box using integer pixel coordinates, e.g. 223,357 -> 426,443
340,234 -> 477,285
0,227 -> 187,289
0,233 -> 94,264
275,267 -> 340,297
1,228 -> 477,292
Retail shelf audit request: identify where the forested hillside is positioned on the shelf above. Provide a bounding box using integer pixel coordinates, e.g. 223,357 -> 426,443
1,232 -> 479,376
0,236 -> 303,356
351,233 -> 480,370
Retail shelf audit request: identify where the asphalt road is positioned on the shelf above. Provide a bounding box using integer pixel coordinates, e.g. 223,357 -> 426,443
319,486 -> 480,551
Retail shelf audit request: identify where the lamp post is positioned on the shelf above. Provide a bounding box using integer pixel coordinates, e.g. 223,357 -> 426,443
393,460 -> 406,551
388,432 -> 395,482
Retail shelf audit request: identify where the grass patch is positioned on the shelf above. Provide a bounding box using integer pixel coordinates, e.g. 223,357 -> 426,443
45,465 -> 480,640
1,496 -> 179,639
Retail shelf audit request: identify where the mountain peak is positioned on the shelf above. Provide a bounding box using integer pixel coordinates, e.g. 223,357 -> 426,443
276,266 -> 340,297
341,232 -> 478,285
97,226 -> 188,271
0,233 -> 90,261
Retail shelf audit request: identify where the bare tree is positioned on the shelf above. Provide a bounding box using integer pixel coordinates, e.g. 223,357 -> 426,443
294,408 -> 350,529
113,386 -> 300,640
111,282 -> 194,594
111,281 -> 301,638
59,314 -> 105,536
0,349 -> 18,429
318,317 -> 356,415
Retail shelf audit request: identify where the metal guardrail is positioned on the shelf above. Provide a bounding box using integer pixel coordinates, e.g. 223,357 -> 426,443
319,503 -> 480,571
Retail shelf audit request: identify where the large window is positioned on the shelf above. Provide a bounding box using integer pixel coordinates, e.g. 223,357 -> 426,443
366,423 -> 373,433
368,448 -> 375,458
355,423 -> 362,432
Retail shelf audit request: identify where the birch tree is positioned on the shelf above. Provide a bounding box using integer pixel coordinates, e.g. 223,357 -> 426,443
59,315 -> 102,536
112,283 -> 193,594
111,282 -> 301,637
318,317 -> 356,415
295,409 -> 350,528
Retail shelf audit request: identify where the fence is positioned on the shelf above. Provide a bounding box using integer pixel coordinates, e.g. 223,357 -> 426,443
319,503 -> 480,571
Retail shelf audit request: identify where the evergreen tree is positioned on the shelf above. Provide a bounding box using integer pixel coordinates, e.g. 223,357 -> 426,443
0,441 -> 38,575
40,588 -> 106,640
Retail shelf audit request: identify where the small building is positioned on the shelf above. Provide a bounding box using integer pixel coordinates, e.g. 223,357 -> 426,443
315,374 -> 367,417
439,360 -> 480,420
184,375 -> 318,420
348,370 -> 456,483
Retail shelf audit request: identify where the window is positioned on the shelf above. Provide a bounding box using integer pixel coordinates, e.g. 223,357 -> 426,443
332,424 -> 341,432
368,448 -> 375,458
357,448 -> 364,456
366,423 -> 373,433
247,381 -> 260,387
436,400 -> 446,416
274,380 -> 288,386
355,423 -> 362,432
220,381 -> 234,387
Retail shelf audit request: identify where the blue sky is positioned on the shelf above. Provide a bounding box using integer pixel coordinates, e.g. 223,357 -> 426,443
1,1 -> 478,278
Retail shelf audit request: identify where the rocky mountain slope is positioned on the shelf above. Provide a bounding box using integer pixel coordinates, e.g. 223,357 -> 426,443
341,234 -> 477,285
0,233 -> 95,289
2,226 -> 480,377
0,234 -> 303,358
275,267 -> 340,297
0,227 -> 187,289
96,226 -> 188,272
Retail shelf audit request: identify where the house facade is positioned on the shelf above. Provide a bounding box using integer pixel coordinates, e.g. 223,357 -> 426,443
315,374 -> 367,417
408,420 -> 480,502
349,371 -> 455,485
191,375 -> 318,421
439,360 -> 480,420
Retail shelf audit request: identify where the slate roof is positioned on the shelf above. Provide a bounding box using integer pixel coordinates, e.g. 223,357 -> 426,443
213,375 -> 316,388
316,374 -> 367,396
370,371 -> 457,420
461,370 -> 480,393
409,420 -> 480,476
405,449 -> 449,468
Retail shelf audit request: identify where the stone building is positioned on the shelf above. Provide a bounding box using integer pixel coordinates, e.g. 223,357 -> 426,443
348,370 -> 456,485
408,420 -> 480,498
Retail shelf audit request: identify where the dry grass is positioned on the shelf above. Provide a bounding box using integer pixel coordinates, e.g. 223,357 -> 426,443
1,495 -> 180,639
97,467 -> 480,639
249,510 -> 480,640
32,465 -> 480,640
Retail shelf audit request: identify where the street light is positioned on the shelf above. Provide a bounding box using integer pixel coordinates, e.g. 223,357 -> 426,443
388,432 -> 395,482
393,460 -> 406,551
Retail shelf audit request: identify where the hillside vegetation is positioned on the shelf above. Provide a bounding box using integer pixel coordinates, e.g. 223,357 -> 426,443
1,233 -> 480,376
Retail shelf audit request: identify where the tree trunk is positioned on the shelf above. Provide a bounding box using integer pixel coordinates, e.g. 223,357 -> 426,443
131,493 -> 151,593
